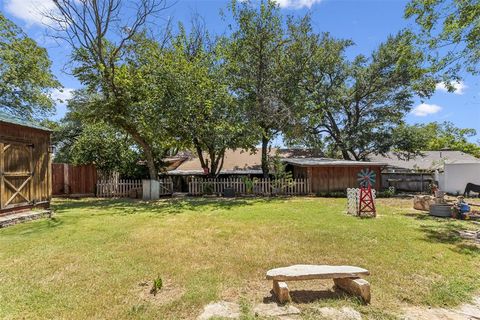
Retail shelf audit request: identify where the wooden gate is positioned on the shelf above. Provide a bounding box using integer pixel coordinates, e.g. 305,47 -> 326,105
52,163 -> 97,196
0,142 -> 34,210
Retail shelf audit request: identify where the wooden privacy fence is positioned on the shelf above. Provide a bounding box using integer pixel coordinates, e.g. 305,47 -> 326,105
97,178 -> 173,198
52,163 -> 97,196
381,172 -> 434,192
188,177 -> 311,196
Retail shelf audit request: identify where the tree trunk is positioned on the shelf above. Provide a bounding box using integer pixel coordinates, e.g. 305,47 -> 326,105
144,147 -> 158,180
193,139 -> 207,173
208,150 -> 218,178
341,149 -> 352,160
350,149 -> 361,161
127,129 -> 158,180
216,152 -> 225,178
209,150 -> 222,178
261,135 -> 270,178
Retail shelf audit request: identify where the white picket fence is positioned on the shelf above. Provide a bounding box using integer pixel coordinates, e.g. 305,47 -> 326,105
97,178 -> 173,198
188,177 -> 311,196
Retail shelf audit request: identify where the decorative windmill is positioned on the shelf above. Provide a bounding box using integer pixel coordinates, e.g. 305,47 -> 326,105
357,168 -> 376,217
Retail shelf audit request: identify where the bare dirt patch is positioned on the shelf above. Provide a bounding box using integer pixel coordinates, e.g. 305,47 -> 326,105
134,278 -> 185,306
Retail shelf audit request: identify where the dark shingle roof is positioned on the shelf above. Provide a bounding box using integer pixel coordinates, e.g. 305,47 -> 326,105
0,110 -> 51,132
166,148 -> 326,175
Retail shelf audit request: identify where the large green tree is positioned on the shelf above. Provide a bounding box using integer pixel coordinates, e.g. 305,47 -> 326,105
50,0 -> 169,179
223,0 -> 311,176
293,31 -> 435,160
405,0 -> 480,78
393,122 -> 480,158
40,117 -> 82,164
167,23 -> 255,177
0,14 -> 59,118
44,107 -> 151,179
69,122 -> 145,178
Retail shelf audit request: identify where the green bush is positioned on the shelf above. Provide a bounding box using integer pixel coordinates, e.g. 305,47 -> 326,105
203,182 -> 214,195
242,177 -> 257,194
378,186 -> 396,198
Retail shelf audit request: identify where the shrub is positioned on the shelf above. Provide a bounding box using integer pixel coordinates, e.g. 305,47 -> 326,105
242,177 -> 257,194
378,186 -> 396,198
203,182 -> 214,195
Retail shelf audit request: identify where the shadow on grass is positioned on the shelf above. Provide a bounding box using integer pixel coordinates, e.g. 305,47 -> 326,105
263,288 -> 353,305
404,211 -> 433,220
1,216 -> 65,236
52,197 -> 286,216
290,289 -> 347,304
421,223 -> 463,244
454,243 -> 480,256
404,211 -> 480,256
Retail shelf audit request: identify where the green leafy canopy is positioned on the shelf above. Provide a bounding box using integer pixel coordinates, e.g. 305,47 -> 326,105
0,14 -> 59,119
405,0 -> 480,78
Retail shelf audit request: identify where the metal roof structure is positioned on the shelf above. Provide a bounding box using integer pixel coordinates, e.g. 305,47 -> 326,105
282,158 -> 386,167
163,169 -> 264,176
0,110 -> 51,132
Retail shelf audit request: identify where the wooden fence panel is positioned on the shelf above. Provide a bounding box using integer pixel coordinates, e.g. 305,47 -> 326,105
52,163 -> 97,196
69,165 -> 97,195
52,163 -> 65,195
188,177 -> 310,196
381,172 -> 433,192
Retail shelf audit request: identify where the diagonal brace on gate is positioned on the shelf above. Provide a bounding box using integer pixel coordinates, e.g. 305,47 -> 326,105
3,176 -> 32,206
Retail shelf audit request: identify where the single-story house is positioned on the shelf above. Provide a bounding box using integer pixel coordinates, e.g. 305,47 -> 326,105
0,111 -> 52,215
164,148 -> 322,176
163,148 -> 321,192
164,148 -> 385,193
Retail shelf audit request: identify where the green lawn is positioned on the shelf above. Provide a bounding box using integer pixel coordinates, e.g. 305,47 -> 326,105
0,197 -> 479,319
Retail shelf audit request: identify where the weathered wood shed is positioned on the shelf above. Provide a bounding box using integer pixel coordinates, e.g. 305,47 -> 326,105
0,111 -> 52,215
284,158 -> 386,194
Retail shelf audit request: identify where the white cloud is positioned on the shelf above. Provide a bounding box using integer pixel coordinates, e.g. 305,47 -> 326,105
51,88 -> 74,105
274,0 -> 322,9
435,81 -> 467,95
4,0 -> 58,27
411,103 -> 442,117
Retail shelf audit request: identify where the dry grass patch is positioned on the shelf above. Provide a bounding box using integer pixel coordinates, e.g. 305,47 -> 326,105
0,197 -> 478,319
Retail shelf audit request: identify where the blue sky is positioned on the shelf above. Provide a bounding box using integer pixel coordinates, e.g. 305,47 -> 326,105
2,0 -> 479,142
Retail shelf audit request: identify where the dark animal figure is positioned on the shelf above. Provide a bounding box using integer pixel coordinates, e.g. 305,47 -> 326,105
464,183 -> 480,197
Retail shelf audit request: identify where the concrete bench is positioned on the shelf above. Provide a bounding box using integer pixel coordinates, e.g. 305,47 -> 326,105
266,264 -> 371,304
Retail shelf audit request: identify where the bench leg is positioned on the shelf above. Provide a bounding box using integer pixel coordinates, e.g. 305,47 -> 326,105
334,277 -> 371,304
273,280 -> 291,304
